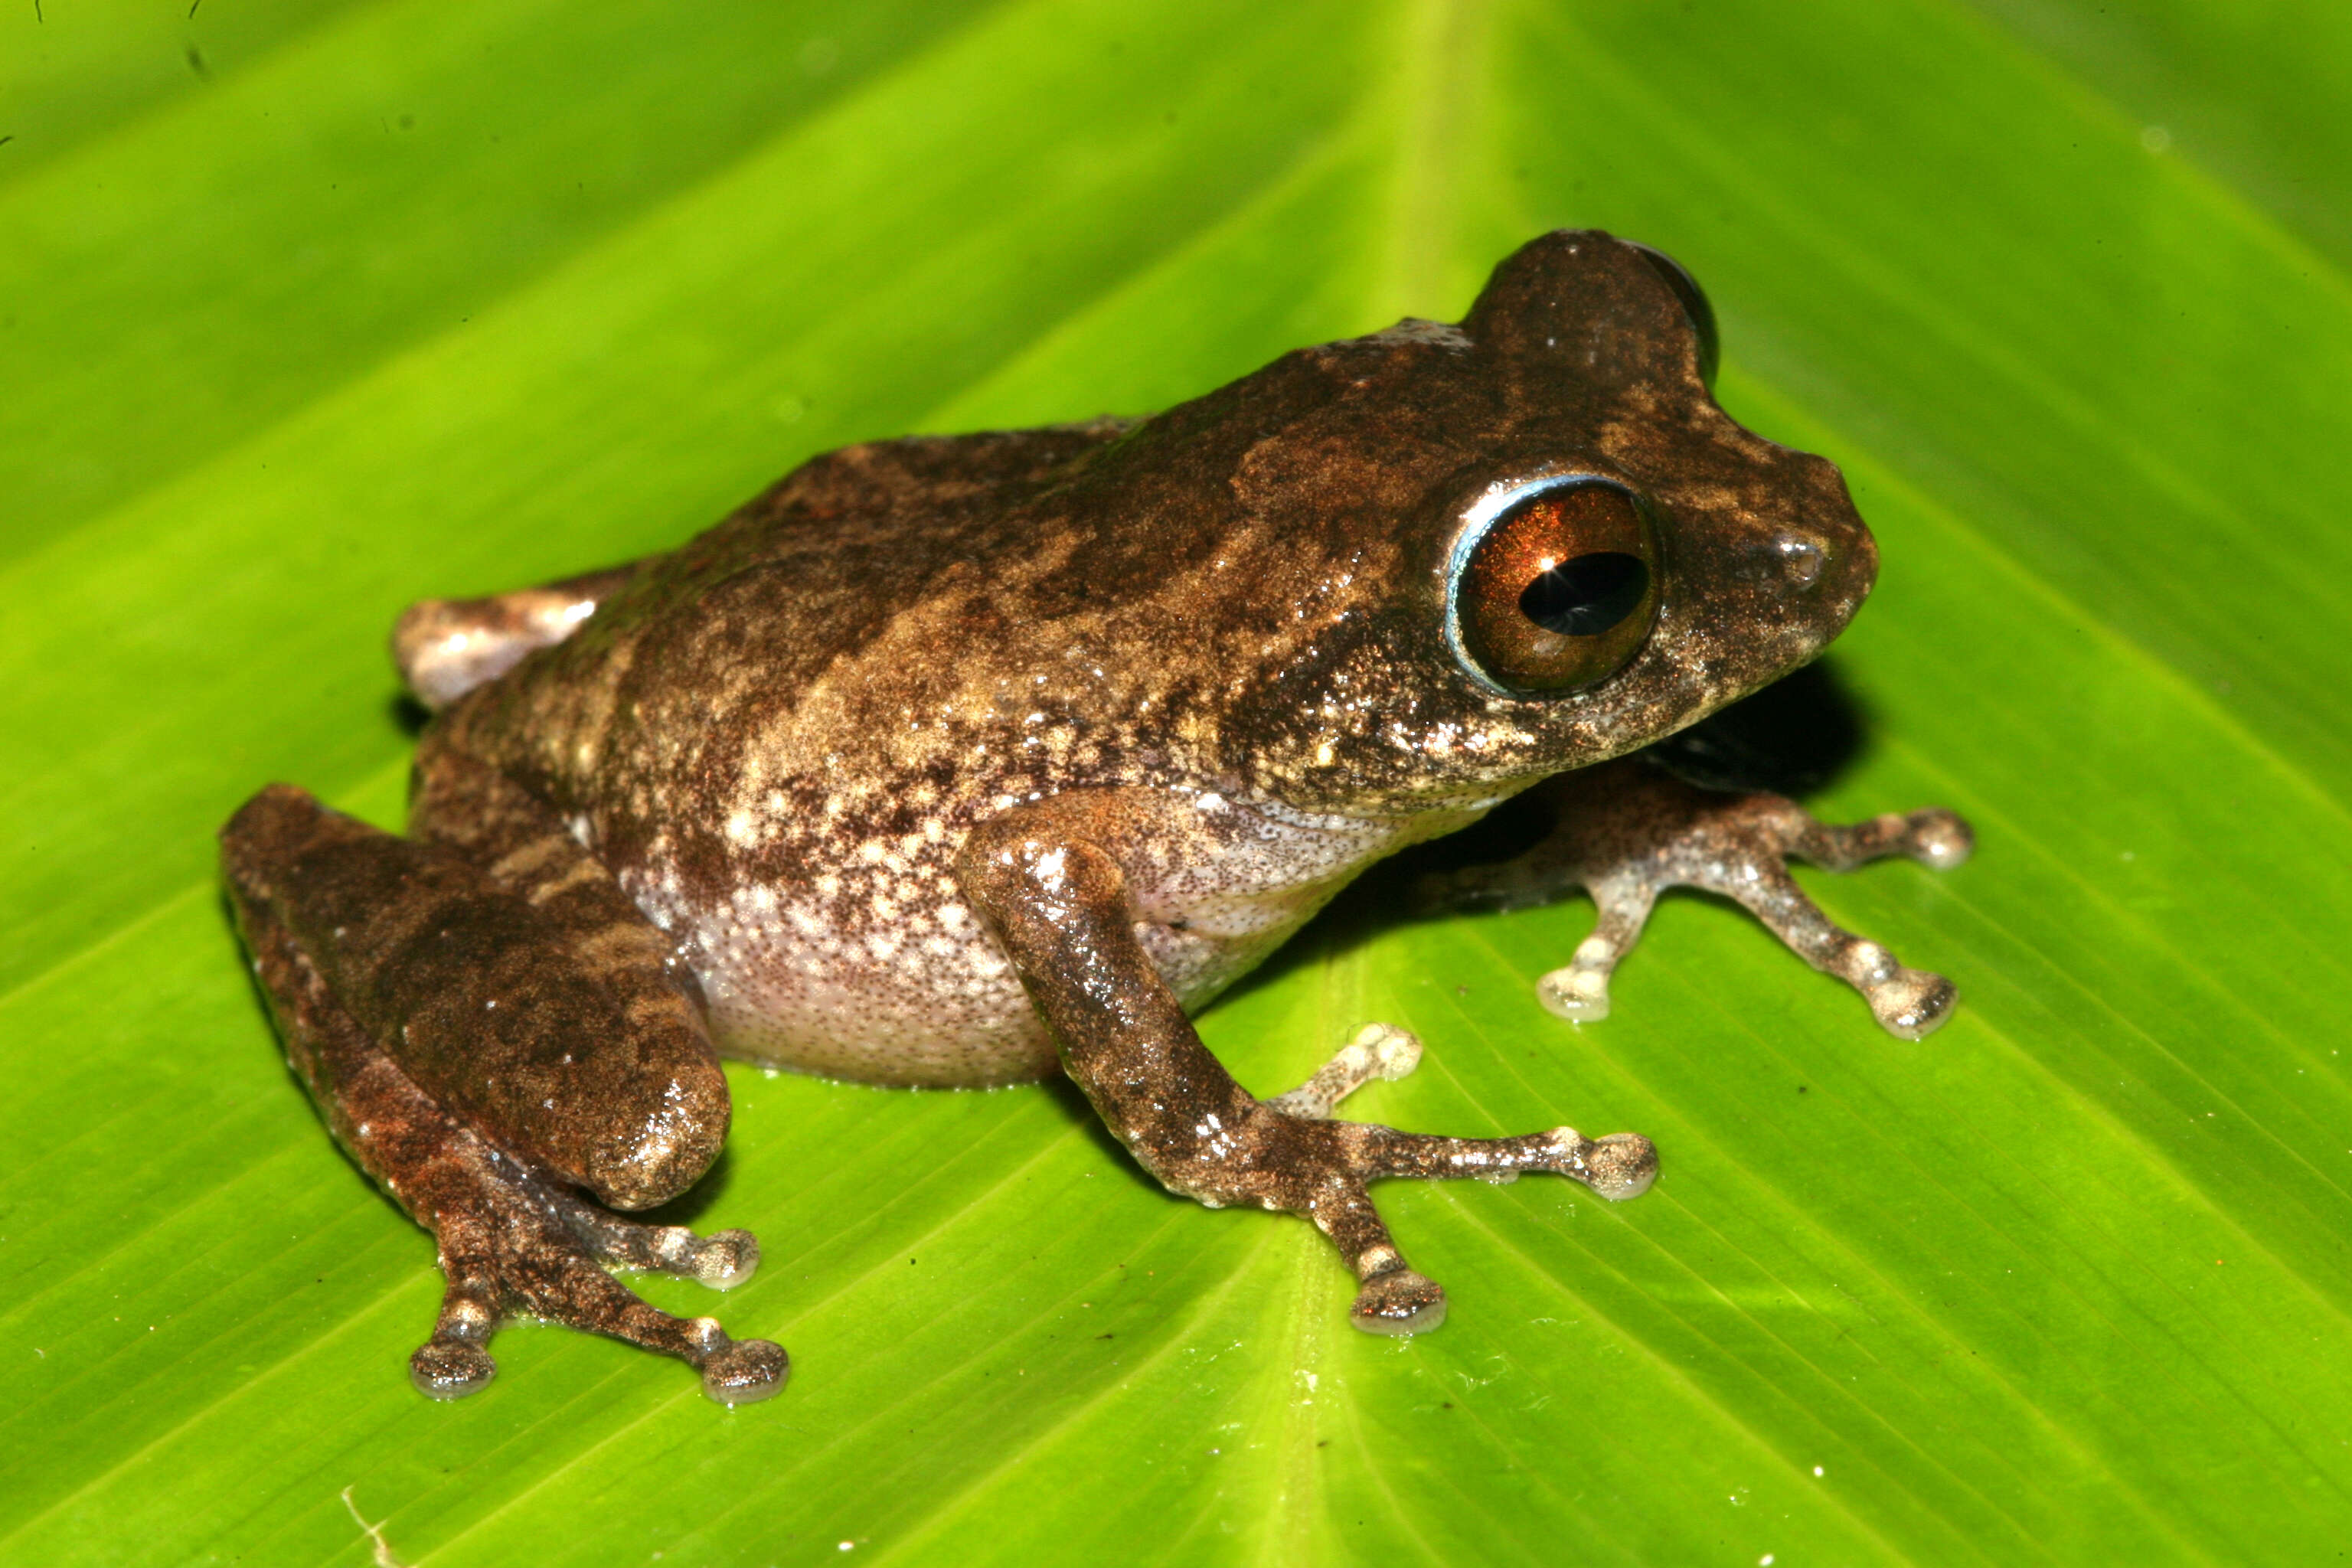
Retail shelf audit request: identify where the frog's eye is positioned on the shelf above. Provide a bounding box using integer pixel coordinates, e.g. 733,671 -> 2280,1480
1629,243 -> 1720,389
1449,479 -> 1660,696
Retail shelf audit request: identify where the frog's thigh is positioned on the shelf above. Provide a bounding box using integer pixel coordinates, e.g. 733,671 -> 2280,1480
221,782 -> 784,1402
956,794 -> 1656,1338
264,746 -> 732,1207
394,559 -> 649,710
1424,756 -> 1971,1038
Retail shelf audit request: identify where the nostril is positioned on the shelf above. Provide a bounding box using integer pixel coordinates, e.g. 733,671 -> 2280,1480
1772,531 -> 1827,590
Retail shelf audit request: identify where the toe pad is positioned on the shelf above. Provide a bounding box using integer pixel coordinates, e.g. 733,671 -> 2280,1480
1351,1270 -> 1449,1336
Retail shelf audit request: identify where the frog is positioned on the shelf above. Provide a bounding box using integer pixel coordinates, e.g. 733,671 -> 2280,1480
220,230 -> 1969,1406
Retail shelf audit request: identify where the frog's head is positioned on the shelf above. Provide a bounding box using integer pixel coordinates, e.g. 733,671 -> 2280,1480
1183,229 -> 1878,816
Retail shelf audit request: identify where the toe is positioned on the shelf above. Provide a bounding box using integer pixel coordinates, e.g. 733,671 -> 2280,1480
1580,1132 -> 1658,1199
1872,970 -> 1958,1040
688,1228 -> 763,1290
410,1338 -> 496,1399
1349,1269 -> 1449,1336
701,1337 -> 790,1403
1537,964 -> 1611,1021
1907,810 -> 1975,870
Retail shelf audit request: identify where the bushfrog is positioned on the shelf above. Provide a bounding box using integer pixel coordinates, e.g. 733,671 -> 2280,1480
222,231 -> 1968,1404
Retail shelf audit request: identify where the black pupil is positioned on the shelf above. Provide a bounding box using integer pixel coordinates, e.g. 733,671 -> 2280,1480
1518,552 -> 1648,637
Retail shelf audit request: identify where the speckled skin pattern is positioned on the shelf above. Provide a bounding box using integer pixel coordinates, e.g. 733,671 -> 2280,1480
221,231 -> 1968,1401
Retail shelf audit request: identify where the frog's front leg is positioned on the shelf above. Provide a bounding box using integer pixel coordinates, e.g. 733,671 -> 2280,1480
957,799 -> 1656,1336
1424,756 -> 1971,1039
220,752 -> 786,1403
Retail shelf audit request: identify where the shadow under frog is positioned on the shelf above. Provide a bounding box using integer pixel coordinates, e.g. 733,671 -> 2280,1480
221,230 -> 1968,1405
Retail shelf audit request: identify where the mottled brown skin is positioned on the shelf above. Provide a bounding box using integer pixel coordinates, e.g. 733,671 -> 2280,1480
222,230 -> 1968,1400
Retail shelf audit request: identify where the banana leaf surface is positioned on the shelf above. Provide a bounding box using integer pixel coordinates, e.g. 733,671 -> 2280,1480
4,2 -> 2349,1563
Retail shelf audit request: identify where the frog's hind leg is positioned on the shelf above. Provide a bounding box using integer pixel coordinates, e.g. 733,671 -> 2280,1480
221,776 -> 786,1403
1420,756 -> 1971,1039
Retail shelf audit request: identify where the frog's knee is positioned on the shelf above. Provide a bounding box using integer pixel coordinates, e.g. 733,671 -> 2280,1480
570,1061 -> 732,1210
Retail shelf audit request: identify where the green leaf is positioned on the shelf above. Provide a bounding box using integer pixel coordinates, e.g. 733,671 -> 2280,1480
5,2 -> 2348,1563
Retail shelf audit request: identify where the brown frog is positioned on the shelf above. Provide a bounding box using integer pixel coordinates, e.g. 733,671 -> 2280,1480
221,231 -> 1969,1405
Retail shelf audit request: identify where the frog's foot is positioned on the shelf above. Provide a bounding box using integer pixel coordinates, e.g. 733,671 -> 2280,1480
1434,757 -> 1970,1039
394,560 -> 651,710
409,1137 -> 788,1404
1341,1121 -> 1657,1336
1253,1027 -> 1653,1332
1220,1112 -> 1658,1336
1537,789 -> 1968,1040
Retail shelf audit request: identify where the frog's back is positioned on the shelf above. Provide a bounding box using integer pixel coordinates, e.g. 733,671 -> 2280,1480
444,420 -> 1139,786
603,420 -> 1140,691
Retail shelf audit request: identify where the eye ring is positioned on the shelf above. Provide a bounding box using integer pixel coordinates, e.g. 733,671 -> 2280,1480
1444,475 -> 1661,697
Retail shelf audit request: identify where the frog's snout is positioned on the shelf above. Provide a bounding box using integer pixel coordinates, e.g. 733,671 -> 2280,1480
1763,511 -> 1878,662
